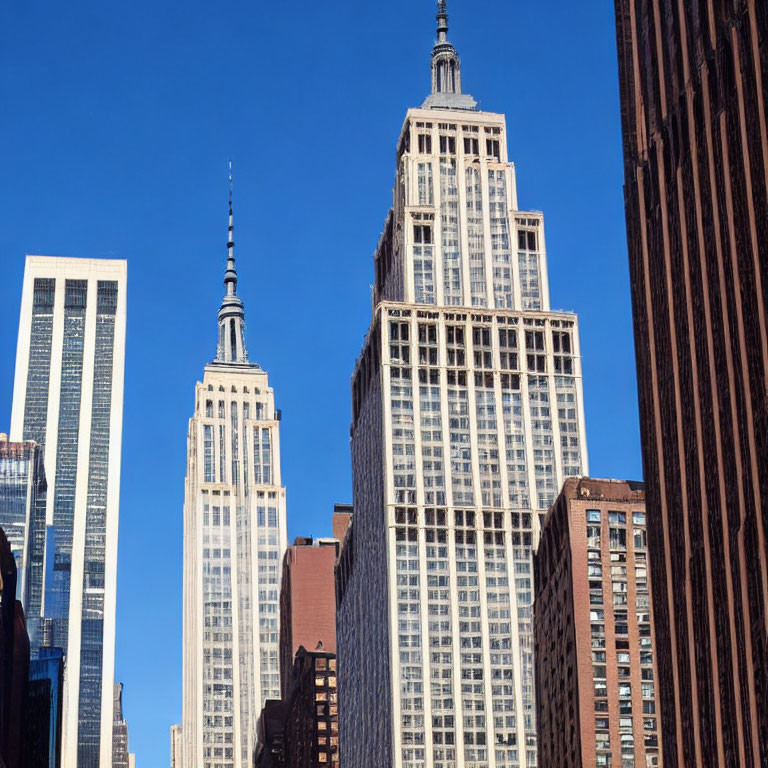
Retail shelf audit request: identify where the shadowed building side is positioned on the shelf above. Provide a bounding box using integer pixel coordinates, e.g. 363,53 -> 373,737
614,1 -> 768,766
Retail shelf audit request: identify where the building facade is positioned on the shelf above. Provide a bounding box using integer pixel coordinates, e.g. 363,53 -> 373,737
182,183 -> 288,768
25,647 -> 64,768
534,478 -> 662,768
337,4 -> 589,767
279,538 -> 339,699
112,683 -> 130,768
614,2 -> 768,766
282,649 -> 339,768
170,725 -> 182,768
9,256 -> 127,768
0,435 -> 47,648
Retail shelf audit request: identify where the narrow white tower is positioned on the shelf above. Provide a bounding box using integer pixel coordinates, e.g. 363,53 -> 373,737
10,255 -> 127,768
182,170 -> 288,768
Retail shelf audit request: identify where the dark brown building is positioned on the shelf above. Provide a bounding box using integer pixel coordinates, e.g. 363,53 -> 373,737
614,2 -> 768,766
283,649 -> 339,768
535,478 -> 662,768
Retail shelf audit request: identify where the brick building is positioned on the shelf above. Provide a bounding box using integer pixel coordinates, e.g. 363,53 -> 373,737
279,538 -> 339,700
535,478 -> 662,768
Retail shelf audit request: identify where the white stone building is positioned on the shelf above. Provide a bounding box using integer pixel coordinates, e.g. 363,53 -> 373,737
336,4 -> 589,768
182,179 -> 288,768
10,255 -> 127,768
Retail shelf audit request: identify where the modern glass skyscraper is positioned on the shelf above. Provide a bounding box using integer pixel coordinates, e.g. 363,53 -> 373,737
335,4 -> 589,767
9,256 -> 127,768
0,435 -> 47,647
182,179 -> 288,768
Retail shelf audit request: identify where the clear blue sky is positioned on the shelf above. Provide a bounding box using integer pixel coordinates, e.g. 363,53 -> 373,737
0,0 -> 639,764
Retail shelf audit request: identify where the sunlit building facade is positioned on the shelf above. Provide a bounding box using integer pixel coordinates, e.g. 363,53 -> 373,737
9,255 -> 127,768
182,184 -> 288,768
336,4 -> 589,768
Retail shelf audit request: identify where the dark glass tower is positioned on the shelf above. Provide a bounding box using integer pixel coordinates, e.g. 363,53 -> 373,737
614,2 -> 768,766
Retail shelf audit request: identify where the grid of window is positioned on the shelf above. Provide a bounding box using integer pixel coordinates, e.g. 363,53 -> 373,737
447,386 -> 473,507
379,307 -> 585,767
23,278 -> 55,448
440,160 -> 462,306
466,167 -> 487,307
516,225 -> 541,310
202,488 -> 235,768
489,171 -> 512,309
418,162 -> 434,206
501,374 -> 529,510
414,224 -> 436,305
586,505 -> 660,767
475,374 -> 501,508
484,514 -> 517,768
47,280 -> 88,652
425,509 -> 455,768
77,282 -> 118,767
395,513 -> 424,768
528,377 -> 555,508
455,513 -> 486,767
313,657 -> 340,766
555,376 -> 581,478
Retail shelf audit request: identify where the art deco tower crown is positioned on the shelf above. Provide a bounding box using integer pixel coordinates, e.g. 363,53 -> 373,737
422,0 -> 477,110
216,164 -> 250,365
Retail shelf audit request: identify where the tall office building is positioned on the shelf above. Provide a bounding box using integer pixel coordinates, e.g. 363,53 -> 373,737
9,256 -> 127,768
614,2 -> 768,766
336,4 -> 589,767
534,478 -> 662,768
182,178 -> 288,768
0,434 -> 47,647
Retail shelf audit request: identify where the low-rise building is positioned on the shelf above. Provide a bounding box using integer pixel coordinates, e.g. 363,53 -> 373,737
535,478 -> 662,768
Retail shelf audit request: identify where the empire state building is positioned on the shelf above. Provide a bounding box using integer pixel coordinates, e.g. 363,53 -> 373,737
336,4 -> 589,767
182,176 -> 288,768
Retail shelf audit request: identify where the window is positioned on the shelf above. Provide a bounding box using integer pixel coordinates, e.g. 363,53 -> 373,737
518,230 -> 537,251
203,426 -> 214,482
205,400 -> 213,418
610,527 -> 627,550
418,133 -> 432,154
417,163 -> 434,205
498,328 -> 517,370
464,136 -> 479,155
486,139 -> 500,160
552,331 -> 573,374
587,509 -> 601,523
439,135 -> 456,154
525,331 -> 546,372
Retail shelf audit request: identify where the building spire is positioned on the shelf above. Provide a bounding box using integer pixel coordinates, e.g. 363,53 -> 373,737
422,0 -> 477,110
216,162 -> 250,365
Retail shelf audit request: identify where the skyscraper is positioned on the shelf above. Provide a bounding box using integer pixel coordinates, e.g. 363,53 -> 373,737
9,256 -> 127,768
534,478 -> 662,768
0,434 -> 47,647
614,2 -> 768,766
182,175 -> 288,768
336,4 -> 589,767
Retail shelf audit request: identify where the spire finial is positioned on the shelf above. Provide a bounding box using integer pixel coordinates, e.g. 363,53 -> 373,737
216,160 -> 250,365
423,0 -> 477,110
437,0 -> 448,42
